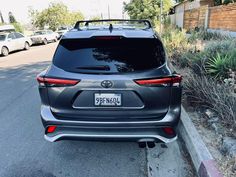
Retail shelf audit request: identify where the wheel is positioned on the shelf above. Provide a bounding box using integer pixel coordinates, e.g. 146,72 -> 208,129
1,46 -> 9,56
24,42 -> 30,50
43,38 -> 48,45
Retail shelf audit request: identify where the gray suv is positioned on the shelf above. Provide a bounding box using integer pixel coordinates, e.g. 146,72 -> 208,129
37,20 -> 182,148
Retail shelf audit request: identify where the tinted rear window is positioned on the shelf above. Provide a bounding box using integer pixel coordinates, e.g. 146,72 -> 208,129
53,38 -> 166,74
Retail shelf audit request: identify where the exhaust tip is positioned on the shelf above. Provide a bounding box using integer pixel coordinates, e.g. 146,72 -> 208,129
138,142 -> 146,148
147,142 -> 155,148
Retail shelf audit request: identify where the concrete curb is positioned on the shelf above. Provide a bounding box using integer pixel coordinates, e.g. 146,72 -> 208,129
178,106 -> 223,177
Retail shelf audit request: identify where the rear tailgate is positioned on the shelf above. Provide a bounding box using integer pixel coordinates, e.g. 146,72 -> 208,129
44,37 -> 176,121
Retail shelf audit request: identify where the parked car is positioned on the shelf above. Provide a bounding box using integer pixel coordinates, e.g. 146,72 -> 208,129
37,20 -> 182,148
56,26 -> 70,39
0,32 -> 32,56
31,30 -> 58,45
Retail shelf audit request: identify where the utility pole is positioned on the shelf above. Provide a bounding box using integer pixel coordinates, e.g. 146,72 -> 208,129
108,4 -> 110,19
160,0 -> 163,35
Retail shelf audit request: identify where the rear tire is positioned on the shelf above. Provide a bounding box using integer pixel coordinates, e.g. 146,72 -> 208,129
43,38 -> 48,45
1,46 -> 9,56
24,42 -> 30,50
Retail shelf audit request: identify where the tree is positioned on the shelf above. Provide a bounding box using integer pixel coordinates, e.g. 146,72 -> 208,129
0,11 -> 4,24
123,0 -> 173,26
29,2 -> 84,31
7,11 -> 24,33
12,22 -> 24,33
8,12 -> 17,23
67,11 -> 84,27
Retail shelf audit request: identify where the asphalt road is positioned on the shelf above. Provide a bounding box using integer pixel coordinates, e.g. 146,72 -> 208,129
0,43 -> 195,177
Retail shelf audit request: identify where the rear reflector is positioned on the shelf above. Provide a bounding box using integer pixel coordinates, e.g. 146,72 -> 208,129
46,126 -> 57,133
37,76 -> 79,87
135,75 -> 182,87
163,127 -> 175,135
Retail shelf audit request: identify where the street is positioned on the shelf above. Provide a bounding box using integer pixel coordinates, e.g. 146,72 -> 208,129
0,43 -> 194,177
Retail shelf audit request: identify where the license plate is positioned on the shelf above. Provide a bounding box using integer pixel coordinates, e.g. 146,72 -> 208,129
94,93 -> 122,106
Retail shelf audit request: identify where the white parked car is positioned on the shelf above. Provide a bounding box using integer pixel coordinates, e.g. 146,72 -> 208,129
0,32 -> 32,56
56,26 -> 70,39
31,30 -> 59,45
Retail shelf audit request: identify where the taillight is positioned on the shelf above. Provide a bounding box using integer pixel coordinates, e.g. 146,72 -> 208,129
37,76 -> 79,87
135,75 -> 182,87
46,126 -> 57,134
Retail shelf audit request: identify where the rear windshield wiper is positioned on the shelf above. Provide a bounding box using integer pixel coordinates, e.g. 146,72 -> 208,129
76,65 -> 110,71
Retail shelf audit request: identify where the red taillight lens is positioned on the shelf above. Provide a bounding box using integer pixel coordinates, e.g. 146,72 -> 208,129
135,75 -> 182,87
46,126 -> 57,133
163,127 -> 175,135
37,76 -> 79,87
172,75 -> 182,86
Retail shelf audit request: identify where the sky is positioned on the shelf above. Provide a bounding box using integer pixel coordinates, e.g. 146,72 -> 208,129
0,0 -> 130,24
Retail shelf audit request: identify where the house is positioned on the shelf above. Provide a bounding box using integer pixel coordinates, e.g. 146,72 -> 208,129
170,0 -> 214,29
170,1 -> 236,36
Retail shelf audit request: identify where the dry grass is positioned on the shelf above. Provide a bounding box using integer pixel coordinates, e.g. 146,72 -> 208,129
183,70 -> 236,132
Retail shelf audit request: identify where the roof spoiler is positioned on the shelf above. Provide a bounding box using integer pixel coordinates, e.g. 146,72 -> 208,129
74,19 -> 152,30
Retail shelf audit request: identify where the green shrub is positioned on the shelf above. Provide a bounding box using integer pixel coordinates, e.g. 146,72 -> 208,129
161,25 -> 190,58
204,40 -> 236,58
206,53 -> 230,78
12,22 -> 24,33
188,29 -> 230,43
204,40 -> 236,78
226,49 -> 236,71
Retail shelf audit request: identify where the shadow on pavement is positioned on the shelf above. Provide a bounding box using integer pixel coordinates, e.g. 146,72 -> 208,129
0,61 -> 147,177
0,61 -> 50,80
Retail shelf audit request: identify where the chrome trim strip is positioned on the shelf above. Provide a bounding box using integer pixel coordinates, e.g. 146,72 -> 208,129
45,133 -> 177,143
72,105 -> 145,110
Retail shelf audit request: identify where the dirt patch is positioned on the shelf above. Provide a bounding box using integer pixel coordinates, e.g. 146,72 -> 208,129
184,106 -> 236,177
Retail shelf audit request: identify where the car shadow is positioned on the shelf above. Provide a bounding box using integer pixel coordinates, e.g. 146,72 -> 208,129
0,61 -> 147,177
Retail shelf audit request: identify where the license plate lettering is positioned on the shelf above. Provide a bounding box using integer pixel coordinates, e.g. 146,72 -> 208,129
95,93 -> 121,106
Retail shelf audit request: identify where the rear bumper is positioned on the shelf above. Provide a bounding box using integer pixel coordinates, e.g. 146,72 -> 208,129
41,105 -> 180,143
31,38 -> 43,44
45,130 -> 177,143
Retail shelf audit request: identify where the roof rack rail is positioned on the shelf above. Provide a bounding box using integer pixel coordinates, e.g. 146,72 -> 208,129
74,19 -> 152,30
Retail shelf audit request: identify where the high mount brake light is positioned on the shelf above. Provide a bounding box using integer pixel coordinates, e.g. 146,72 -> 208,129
135,75 -> 182,87
94,36 -> 122,40
37,76 -> 79,87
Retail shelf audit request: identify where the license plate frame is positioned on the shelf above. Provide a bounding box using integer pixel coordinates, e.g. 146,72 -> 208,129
94,93 -> 122,107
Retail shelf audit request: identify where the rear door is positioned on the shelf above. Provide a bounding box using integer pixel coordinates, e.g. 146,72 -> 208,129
6,33 -> 17,51
45,37 -> 175,121
14,32 -> 25,49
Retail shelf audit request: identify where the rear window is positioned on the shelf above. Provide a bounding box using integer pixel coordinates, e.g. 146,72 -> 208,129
53,37 -> 166,74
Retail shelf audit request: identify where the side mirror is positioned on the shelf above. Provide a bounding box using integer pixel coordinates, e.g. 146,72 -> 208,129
7,38 -> 12,42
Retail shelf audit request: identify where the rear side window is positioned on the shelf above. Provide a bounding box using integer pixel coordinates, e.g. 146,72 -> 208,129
14,33 -> 24,38
53,38 -> 166,74
8,33 -> 16,39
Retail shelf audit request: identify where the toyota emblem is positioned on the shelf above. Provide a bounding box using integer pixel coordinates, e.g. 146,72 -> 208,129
101,80 -> 113,88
